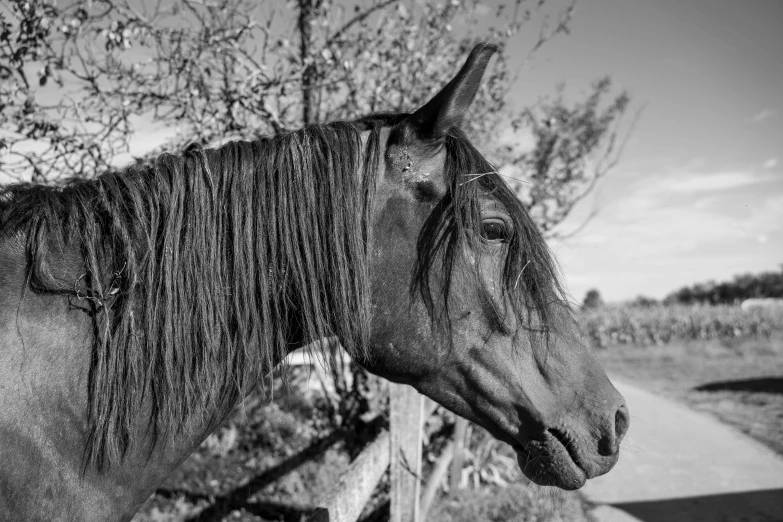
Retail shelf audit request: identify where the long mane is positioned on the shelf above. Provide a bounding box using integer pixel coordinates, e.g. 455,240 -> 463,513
0,121 -> 382,469
0,118 -> 566,472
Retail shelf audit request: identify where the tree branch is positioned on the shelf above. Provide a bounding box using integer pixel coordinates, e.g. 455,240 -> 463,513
326,0 -> 397,46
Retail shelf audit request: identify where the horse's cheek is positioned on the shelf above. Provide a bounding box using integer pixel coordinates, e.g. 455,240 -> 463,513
367,227 -> 440,380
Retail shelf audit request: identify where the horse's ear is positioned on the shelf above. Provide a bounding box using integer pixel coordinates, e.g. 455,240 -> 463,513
409,43 -> 498,139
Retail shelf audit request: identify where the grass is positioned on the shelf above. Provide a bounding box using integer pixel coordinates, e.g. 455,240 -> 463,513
596,335 -> 783,456
427,482 -> 594,522
424,418 -> 594,522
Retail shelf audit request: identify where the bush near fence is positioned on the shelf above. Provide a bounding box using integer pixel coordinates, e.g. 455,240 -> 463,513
582,304 -> 783,349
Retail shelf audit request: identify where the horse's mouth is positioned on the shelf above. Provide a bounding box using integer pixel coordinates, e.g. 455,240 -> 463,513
511,429 -> 589,490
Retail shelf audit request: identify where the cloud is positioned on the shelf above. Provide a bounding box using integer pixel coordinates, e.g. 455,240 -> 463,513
552,158 -> 783,301
602,168 -> 774,219
763,158 -> 778,169
750,109 -> 777,123
748,194 -> 783,232
588,181 -> 783,258
554,190 -> 783,300
568,233 -> 609,247
665,170 -> 774,193
553,160 -> 783,292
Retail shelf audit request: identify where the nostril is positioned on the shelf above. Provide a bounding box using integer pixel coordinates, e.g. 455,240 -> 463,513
597,436 -> 615,457
615,404 -> 630,440
598,404 -> 630,457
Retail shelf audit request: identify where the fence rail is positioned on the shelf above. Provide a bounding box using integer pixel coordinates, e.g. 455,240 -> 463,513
309,430 -> 391,522
309,383 -> 426,522
288,348 -> 466,522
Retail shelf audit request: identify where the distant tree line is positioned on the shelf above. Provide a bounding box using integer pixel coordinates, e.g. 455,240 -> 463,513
664,265 -> 783,306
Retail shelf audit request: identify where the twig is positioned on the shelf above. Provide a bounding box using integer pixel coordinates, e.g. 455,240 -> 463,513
326,0 -> 398,46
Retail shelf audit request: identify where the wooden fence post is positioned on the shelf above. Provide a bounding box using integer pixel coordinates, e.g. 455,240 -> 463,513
449,417 -> 469,492
389,383 -> 423,522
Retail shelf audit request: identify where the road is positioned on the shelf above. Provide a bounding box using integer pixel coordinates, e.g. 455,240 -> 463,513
581,377 -> 783,522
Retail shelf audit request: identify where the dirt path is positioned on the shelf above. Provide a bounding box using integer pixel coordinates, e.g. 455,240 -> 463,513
581,377 -> 783,522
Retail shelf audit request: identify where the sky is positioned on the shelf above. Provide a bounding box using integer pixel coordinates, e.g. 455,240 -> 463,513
494,0 -> 783,302
123,0 -> 783,303
5,0 -> 781,303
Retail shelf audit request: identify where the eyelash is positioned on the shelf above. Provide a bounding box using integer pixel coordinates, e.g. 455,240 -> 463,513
480,219 -> 510,242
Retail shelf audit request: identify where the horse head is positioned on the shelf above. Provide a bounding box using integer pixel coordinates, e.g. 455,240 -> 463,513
362,44 -> 629,490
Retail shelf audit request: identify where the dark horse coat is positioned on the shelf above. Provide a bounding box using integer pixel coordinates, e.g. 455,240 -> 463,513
0,44 -> 629,521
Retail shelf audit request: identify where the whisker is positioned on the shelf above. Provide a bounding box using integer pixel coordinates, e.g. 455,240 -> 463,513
459,171 -> 497,186
496,173 -> 530,185
514,260 -> 531,289
460,171 -> 530,185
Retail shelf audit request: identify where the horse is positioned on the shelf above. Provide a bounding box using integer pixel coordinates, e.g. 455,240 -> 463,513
0,44 -> 629,521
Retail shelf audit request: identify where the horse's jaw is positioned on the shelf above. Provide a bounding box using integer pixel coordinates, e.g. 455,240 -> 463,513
400,323 -> 629,491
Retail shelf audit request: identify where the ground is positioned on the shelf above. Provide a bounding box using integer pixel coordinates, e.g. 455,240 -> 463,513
597,336 -> 783,456
581,335 -> 783,522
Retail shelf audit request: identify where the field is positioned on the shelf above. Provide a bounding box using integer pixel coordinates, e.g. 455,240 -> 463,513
582,303 -> 783,349
586,304 -> 783,457
133,303 -> 783,521
597,335 -> 783,457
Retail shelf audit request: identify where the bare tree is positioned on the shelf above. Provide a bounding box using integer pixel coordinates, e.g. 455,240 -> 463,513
499,79 -> 640,237
0,0 -> 633,235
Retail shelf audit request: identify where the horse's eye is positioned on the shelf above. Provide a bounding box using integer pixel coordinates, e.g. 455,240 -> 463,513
480,220 -> 509,242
